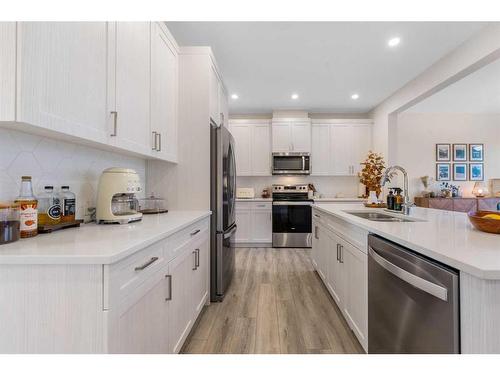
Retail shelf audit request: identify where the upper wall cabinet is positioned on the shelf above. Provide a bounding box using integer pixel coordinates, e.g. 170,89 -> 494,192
271,119 -> 311,153
229,119 -> 271,176
0,22 -> 179,163
311,120 -> 372,176
150,22 -> 179,162
0,22 -> 16,121
16,22 -> 110,144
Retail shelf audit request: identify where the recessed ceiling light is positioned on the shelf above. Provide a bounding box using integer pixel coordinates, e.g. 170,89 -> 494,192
388,37 -> 401,47
231,94 -> 239,100
291,93 -> 299,100
351,93 -> 360,100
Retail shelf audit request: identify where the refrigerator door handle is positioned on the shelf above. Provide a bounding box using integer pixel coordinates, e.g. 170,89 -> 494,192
223,225 -> 237,239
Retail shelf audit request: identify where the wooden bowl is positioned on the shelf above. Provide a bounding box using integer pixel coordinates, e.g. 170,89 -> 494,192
468,211 -> 500,234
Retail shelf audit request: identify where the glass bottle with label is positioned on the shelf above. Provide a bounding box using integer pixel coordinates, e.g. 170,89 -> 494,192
60,186 -> 76,223
14,176 -> 38,238
38,186 -> 61,226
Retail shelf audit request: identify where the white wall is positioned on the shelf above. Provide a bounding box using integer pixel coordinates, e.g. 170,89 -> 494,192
0,129 -> 146,219
371,24 -> 500,162
396,113 -> 500,199
237,175 -> 361,198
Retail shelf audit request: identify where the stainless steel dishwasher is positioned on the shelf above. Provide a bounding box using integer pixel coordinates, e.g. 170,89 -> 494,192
368,234 -> 460,353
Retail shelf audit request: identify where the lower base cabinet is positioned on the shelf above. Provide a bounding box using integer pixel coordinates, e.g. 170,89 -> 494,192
312,210 -> 368,351
235,201 -> 272,246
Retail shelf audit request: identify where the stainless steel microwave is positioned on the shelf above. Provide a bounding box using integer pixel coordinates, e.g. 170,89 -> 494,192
272,152 -> 310,175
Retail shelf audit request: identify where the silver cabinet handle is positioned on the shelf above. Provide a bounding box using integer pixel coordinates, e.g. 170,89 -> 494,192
110,111 -> 118,136
192,250 -> 197,270
336,244 -> 340,262
368,246 -> 448,301
256,204 -> 266,208
314,214 -> 320,218
339,245 -> 344,263
134,256 -> 158,271
190,229 -> 200,236
157,133 -> 162,152
314,226 -> 319,239
165,274 -> 172,301
152,131 -> 158,150
195,249 -> 200,268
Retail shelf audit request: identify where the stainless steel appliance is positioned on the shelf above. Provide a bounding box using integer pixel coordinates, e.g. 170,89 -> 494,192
210,121 -> 237,302
272,184 -> 312,248
368,234 -> 460,353
272,152 -> 310,175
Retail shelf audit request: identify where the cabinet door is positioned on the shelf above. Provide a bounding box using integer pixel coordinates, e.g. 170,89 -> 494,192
209,66 -> 220,124
291,121 -> 311,152
272,122 -> 291,152
17,22 -> 110,143
166,248 -> 194,353
231,124 -> 252,176
252,123 -> 271,176
311,124 -> 330,175
113,269 -> 169,353
315,224 -> 328,281
326,231 -> 344,307
151,22 -> 178,162
219,85 -> 229,128
342,241 -> 368,351
330,125 -> 352,176
192,235 -> 209,317
112,22 -> 151,155
311,220 -> 321,269
0,22 -> 16,121
235,208 -> 251,243
351,125 -> 371,175
251,207 -> 272,243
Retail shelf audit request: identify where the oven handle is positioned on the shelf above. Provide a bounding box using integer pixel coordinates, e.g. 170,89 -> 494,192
272,201 -> 312,206
368,246 -> 448,301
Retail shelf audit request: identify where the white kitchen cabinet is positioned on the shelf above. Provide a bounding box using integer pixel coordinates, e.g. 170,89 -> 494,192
229,120 -> 271,176
16,22 -> 110,143
113,268 -> 169,354
109,22 -> 152,155
251,204 -> 273,243
210,66 -> 221,124
231,123 -> 252,176
235,204 -> 252,243
191,235 -> 210,317
342,239 -> 368,348
235,201 -> 272,246
166,243 -> 195,353
311,123 -> 331,175
310,208 -> 368,351
311,120 -> 372,176
0,22 -> 16,121
150,22 -> 179,162
271,120 -> 311,153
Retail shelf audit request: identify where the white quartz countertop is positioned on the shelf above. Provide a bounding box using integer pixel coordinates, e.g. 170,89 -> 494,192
236,198 -> 272,201
314,197 -> 366,202
0,211 -> 211,265
313,203 -> 500,280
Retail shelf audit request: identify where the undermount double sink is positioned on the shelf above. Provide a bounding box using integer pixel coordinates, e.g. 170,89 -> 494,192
344,211 -> 426,223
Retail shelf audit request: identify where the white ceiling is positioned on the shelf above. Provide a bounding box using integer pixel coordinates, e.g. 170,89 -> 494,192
407,57 -> 500,114
166,22 -> 487,115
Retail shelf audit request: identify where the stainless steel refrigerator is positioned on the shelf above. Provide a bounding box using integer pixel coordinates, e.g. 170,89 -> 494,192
210,121 -> 237,302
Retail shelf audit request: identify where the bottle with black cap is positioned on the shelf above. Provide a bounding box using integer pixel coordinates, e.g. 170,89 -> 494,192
386,188 -> 395,211
60,186 -> 76,223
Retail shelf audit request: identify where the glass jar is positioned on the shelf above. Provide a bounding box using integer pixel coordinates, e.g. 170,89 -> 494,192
38,186 -> 61,226
0,202 -> 20,245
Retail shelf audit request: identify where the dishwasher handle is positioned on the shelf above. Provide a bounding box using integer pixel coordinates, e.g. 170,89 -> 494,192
368,246 -> 448,302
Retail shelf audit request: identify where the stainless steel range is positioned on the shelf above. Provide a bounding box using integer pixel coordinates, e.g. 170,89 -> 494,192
272,184 -> 312,248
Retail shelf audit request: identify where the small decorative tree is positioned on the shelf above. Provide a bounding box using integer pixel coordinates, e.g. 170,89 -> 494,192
359,151 -> 386,197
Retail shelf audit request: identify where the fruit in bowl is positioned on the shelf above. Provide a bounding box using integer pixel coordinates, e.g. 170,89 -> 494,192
468,211 -> 500,234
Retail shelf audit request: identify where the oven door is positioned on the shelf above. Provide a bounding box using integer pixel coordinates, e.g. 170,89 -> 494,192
272,201 -> 312,247
272,154 -> 310,175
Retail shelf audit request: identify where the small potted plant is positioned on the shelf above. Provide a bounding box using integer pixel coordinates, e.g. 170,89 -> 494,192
359,151 -> 386,204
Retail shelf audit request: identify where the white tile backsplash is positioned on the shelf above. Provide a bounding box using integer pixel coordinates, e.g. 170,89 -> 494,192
0,129 -> 146,219
237,175 -> 361,198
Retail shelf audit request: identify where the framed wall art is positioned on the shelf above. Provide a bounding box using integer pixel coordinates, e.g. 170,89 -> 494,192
453,163 -> 467,181
470,163 -> 484,181
469,144 -> 484,161
453,144 -> 467,161
436,163 -> 451,181
436,144 -> 451,161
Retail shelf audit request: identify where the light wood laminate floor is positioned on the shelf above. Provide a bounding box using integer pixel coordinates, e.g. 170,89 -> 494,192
181,247 -> 364,354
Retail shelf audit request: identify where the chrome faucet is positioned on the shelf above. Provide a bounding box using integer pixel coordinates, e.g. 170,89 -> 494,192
381,165 -> 415,215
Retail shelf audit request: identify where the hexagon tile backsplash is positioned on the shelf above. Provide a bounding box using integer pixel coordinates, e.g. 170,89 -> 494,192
0,129 -> 147,219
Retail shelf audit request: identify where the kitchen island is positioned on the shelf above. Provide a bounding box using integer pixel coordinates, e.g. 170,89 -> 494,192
0,211 -> 211,353
312,203 -> 500,353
